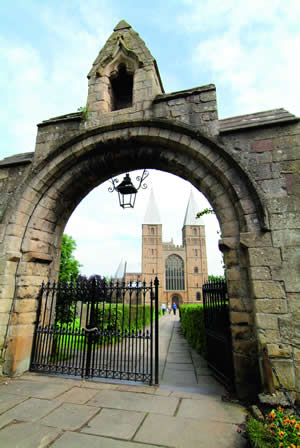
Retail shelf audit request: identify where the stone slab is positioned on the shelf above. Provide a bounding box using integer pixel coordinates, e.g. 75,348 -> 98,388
167,353 -> 193,363
1,380 -> 71,399
134,413 -> 246,448
0,422 -> 61,448
0,391 -> 27,413
87,389 -> 179,415
40,402 -> 98,430
57,386 -> 98,404
177,397 -> 246,423
0,414 -> 14,430
164,362 -> 195,371
81,408 -> 145,439
162,369 -> 198,385
4,397 -> 61,422
52,431 -> 157,448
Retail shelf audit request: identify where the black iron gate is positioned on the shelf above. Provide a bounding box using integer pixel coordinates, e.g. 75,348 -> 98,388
202,280 -> 234,390
30,277 -> 159,385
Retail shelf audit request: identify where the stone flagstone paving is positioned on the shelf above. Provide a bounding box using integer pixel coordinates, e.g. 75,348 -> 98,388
0,313 -> 247,447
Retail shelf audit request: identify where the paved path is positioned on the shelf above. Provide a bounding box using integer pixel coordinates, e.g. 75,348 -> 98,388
0,313 -> 247,447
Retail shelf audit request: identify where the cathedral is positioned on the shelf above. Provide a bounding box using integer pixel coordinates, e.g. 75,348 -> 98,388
116,190 -> 208,307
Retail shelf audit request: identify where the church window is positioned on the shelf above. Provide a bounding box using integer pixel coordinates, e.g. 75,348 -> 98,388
165,254 -> 185,290
151,227 -> 155,235
151,238 -> 154,244
196,292 -> 201,301
194,267 -> 198,274
193,228 -> 197,236
110,64 -> 133,111
195,249 -> 198,256
152,249 -> 154,255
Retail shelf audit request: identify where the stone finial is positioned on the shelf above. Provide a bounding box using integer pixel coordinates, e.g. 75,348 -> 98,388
114,20 -> 132,31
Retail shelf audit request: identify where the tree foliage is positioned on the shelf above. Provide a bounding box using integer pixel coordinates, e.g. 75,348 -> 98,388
196,207 -> 215,219
59,234 -> 82,282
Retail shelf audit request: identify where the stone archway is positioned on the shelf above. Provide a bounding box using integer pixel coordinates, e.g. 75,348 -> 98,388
1,120 -> 266,398
0,20 -> 299,402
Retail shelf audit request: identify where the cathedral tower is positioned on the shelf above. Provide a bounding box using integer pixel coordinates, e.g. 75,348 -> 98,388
142,190 -> 163,286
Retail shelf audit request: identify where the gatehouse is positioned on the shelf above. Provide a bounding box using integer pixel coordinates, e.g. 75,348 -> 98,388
0,20 -> 299,401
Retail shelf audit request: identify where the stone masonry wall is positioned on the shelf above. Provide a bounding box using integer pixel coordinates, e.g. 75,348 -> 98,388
220,122 -> 300,399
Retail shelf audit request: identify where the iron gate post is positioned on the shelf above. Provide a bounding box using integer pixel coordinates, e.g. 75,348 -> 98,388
154,276 -> 159,385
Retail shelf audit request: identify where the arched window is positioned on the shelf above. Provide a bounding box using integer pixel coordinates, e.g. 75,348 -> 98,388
151,227 -> 155,235
165,255 -> 184,290
196,292 -> 201,301
110,64 -> 133,111
193,228 -> 197,236
194,267 -> 198,274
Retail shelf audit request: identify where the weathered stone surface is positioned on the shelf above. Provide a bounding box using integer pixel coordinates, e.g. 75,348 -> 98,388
267,343 -> 292,358
248,247 -> 282,267
271,360 -> 295,390
252,281 -> 285,299
255,314 -> 279,329
279,314 -> 300,346
254,299 -> 287,314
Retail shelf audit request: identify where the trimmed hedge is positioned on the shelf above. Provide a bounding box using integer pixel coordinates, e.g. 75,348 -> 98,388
180,304 -> 206,358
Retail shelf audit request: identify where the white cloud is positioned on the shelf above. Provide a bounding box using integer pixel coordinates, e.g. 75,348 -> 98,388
178,0 -> 300,117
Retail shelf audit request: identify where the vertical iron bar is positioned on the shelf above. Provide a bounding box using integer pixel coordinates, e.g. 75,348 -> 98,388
154,277 -> 159,385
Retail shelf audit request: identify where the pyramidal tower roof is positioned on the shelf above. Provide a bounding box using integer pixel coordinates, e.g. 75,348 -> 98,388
182,191 -> 204,227
114,259 -> 126,279
88,20 -> 162,85
144,190 -> 161,224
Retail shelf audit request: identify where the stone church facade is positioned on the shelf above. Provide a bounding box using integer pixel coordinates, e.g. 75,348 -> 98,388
0,20 -> 299,401
123,190 -> 208,306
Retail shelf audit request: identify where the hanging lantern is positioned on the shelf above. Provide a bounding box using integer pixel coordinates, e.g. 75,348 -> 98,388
109,169 -> 149,208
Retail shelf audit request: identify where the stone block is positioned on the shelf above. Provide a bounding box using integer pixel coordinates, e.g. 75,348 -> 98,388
287,293 -> 300,313
232,340 -> 257,356
254,299 -> 287,314
11,312 -> 37,325
248,247 -> 282,267
255,164 -> 272,180
0,299 -> 12,313
251,139 -> 273,153
259,178 -> 287,197
271,360 -> 295,390
252,281 -> 285,299
270,212 -> 298,230
15,285 -> 41,300
257,329 -> 281,344
200,91 -> 216,102
232,325 -> 254,340
14,299 -> 39,313
240,231 -> 272,248
0,261 -> 18,275
267,343 -> 292,358
230,311 -> 253,325
272,229 -> 300,247
255,313 -> 279,329
279,313 -> 300,346
249,267 -> 271,280
8,324 -> 35,337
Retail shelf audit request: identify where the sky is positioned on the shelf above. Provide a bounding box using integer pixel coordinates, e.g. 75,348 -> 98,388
1,0 -> 299,277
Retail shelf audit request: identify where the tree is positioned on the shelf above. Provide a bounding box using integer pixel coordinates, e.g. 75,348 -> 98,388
58,234 -> 82,282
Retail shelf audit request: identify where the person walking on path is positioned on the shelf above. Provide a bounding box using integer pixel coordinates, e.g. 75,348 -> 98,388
161,303 -> 166,315
172,302 -> 177,315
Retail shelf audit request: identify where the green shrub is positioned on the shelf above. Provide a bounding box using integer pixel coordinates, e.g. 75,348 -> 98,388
180,304 -> 206,358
